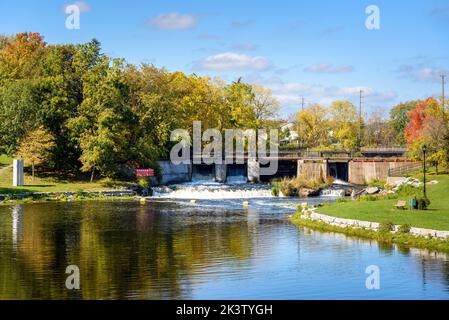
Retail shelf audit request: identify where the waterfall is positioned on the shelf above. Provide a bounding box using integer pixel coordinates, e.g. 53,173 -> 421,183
226,175 -> 247,184
152,183 -> 272,199
192,164 -> 215,182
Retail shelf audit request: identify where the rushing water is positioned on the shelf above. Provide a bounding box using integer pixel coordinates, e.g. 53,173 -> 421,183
1,182 -> 449,300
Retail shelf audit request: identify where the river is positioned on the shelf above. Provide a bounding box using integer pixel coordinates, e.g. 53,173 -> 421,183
0,181 -> 448,299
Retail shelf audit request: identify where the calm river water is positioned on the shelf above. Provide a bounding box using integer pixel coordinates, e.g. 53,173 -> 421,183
1,191 -> 449,299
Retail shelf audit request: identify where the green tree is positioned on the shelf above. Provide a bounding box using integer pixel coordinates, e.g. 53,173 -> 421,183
68,58 -> 134,180
390,100 -> 422,145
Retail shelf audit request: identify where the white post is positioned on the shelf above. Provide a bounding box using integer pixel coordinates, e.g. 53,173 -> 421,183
13,159 -> 24,187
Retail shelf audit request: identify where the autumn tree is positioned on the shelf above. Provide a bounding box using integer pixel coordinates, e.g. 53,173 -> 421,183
405,98 -> 449,171
328,101 -> 359,150
16,127 -> 56,180
362,109 -> 396,147
250,84 -> 280,126
295,104 -> 329,149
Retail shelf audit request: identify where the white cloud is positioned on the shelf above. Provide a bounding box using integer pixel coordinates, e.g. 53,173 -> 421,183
148,13 -> 198,30
397,65 -> 448,82
64,1 -> 90,13
304,63 -> 354,73
196,52 -> 272,71
242,75 -> 397,115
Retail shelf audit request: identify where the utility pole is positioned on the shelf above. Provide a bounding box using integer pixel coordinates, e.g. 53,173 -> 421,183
358,90 -> 363,151
297,97 -> 305,148
442,74 -> 446,109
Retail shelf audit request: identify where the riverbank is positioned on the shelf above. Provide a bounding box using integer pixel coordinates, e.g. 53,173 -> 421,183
0,190 -> 138,206
290,214 -> 449,254
290,173 -> 449,253
0,160 -> 139,192
316,174 -> 449,230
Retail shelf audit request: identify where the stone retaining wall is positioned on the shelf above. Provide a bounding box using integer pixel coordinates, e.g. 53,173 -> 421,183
305,212 -> 449,240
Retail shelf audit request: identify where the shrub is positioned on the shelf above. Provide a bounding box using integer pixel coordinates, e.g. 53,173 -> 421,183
395,184 -> 422,197
138,177 -> 151,190
368,179 -> 385,189
271,182 -> 280,197
397,224 -> 411,234
417,197 -> 431,210
379,221 -> 395,233
278,176 -> 326,197
75,189 -> 84,198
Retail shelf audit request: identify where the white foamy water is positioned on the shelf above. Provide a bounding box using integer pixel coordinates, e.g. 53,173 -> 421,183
152,183 -> 273,199
319,188 -> 346,197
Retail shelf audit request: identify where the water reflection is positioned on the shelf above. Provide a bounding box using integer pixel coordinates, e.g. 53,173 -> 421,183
0,201 -> 448,299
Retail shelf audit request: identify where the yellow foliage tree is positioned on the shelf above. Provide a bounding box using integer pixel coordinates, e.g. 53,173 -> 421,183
16,126 -> 55,180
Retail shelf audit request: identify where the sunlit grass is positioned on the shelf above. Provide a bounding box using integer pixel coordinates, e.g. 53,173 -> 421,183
0,165 -> 135,194
317,174 -> 449,230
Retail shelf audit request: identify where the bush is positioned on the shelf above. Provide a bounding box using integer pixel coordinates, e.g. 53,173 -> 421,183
395,184 -> 422,197
271,182 -> 280,197
278,176 -> 326,197
379,221 -> 395,233
368,179 -> 385,189
397,224 -> 411,234
417,197 -> 431,210
138,177 -> 151,190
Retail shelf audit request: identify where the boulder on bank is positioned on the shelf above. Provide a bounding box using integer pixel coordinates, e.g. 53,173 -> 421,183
386,177 -> 407,188
299,188 -> 321,198
365,187 -> 380,195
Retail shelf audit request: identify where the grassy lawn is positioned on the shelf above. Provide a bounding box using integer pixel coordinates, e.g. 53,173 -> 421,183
317,174 -> 449,231
0,165 -> 135,195
0,154 -> 12,168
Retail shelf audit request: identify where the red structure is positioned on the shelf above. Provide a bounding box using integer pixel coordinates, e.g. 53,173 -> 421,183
136,169 -> 155,177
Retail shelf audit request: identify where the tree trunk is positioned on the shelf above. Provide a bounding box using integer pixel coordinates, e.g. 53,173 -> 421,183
90,166 -> 95,183
32,163 -> 35,181
435,162 -> 439,175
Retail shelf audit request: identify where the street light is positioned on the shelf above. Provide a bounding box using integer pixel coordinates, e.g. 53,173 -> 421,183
422,144 -> 427,199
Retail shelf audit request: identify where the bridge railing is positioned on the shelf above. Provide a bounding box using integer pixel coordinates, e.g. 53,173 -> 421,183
388,162 -> 422,177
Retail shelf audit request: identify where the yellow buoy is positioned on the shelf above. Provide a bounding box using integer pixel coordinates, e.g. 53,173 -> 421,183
190,199 -> 196,204
140,197 -> 147,204
242,201 -> 249,207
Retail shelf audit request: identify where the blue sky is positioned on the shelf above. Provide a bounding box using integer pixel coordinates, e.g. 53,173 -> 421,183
1,0 -> 448,117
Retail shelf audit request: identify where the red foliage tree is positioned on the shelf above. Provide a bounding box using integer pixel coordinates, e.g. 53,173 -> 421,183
405,103 -> 426,144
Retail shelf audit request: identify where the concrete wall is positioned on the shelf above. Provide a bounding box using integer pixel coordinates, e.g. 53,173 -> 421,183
348,161 -> 406,184
158,161 -> 192,185
297,160 -> 327,181
247,159 -> 260,183
215,164 -> 227,183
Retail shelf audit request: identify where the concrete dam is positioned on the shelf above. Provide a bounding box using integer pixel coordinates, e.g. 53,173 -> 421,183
156,149 -> 418,185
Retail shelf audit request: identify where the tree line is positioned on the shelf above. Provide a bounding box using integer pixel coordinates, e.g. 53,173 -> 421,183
290,98 -> 449,170
1,32 -> 448,180
0,32 -> 279,180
